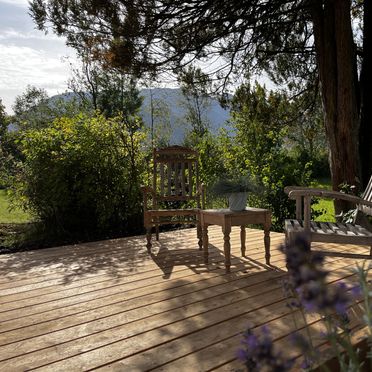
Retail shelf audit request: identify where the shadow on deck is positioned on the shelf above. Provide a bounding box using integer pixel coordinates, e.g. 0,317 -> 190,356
0,226 -> 370,371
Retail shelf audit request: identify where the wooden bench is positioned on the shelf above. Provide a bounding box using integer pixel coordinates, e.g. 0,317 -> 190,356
284,179 -> 372,255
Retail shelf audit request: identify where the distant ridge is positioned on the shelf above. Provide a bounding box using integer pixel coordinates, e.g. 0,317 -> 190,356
48,88 -> 231,144
139,88 -> 230,143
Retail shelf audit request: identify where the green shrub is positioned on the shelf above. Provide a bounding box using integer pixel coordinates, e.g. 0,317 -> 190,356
13,113 -> 146,236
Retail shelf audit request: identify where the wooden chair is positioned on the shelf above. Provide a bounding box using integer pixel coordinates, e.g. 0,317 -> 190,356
284,177 -> 372,254
141,146 -> 205,253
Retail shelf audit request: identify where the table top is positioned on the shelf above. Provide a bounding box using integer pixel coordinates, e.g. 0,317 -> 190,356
201,207 -> 270,215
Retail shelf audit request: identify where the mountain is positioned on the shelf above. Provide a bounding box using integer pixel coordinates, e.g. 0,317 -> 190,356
139,88 -> 231,143
19,88 -> 231,143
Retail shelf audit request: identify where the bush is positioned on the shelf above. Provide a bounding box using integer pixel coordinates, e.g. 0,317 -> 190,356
13,113 -> 146,237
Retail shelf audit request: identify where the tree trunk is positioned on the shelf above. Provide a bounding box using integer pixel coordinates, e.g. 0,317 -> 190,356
310,0 -> 360,214
359,0 -> 372,189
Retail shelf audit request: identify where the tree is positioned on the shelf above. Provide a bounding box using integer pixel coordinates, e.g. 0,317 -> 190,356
12,86 -> 51,130
0,99 -> 20,187
68,56 -> 143,126
230,83 -> 313,230
12,85 -> 85,130
0,99 -> 10,186
0,99 -> 7,139
286,90 -> 329,178
30,0 -> 369,212
143,86 -> 172,147
178,65 -> 212,138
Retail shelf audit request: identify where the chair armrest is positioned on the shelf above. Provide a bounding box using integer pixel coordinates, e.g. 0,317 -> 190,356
140,186 -> 155,195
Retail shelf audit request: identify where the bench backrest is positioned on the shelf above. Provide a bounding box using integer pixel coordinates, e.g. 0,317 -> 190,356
359,176 -> 372,216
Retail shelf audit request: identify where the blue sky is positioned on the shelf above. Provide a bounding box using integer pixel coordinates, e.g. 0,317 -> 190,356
0,0 -> 78,113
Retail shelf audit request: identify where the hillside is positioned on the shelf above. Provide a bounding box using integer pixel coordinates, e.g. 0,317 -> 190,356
52,88 -> 231,144
139,88 -> 231,143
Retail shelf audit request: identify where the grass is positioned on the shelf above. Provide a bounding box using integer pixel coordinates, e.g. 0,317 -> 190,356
0,189 -> 32,223
0,189 -> 35,253
310,178 -> 335,222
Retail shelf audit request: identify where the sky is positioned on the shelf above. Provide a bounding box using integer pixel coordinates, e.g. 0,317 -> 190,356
0,0 -> 78,114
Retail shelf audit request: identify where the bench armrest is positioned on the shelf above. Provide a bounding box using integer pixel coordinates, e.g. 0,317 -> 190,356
284,186 -> 329,195
288,188 -> 372,207
286,186 -> 372,230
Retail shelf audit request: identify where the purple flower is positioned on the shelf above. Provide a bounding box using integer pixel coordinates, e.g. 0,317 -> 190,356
351,284 -> 362,297
282,235 -> 352,316
238,326 -> 294,371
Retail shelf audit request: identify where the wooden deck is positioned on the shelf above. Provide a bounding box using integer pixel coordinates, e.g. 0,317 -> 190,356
0,226 -> 370,371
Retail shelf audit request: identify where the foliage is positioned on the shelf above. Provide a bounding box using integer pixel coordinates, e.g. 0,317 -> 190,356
178,65 -> 212,138
210,175 -> 258,196
286,91 -> 330,179
308,179 -> 335,222
12,85 -> 50,130
12,85 -> 88,130
0,99 -> 20,188
13,113 -> 146,236
238,235 -> 372,371
30,0 -> 372,200
68,56 -> 143,121
143,87 -> 172,147
29,1 -> 315,81
230,83 -> 313,231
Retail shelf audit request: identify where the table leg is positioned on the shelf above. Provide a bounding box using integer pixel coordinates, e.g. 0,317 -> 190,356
264,213 -> 271,264
240,226 -> 246,256
223,225 -> 231,273
203,224 -> 209,265
146,227 -> 152,253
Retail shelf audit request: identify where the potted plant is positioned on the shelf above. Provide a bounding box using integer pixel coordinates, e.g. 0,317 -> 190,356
210,174 -> 258,211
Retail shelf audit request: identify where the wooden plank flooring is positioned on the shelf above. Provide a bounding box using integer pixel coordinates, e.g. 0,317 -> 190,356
0,226 -> 370,371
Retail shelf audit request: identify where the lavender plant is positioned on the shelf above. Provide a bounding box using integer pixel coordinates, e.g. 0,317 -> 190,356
238,235 -> 372,371
237,325 -> 295,371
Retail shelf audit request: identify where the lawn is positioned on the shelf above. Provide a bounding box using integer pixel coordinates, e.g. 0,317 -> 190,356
0,189 -> 32,223
310,178 -> 336,222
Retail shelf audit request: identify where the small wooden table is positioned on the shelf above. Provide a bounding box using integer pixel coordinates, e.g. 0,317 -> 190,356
200,208 -> 271,273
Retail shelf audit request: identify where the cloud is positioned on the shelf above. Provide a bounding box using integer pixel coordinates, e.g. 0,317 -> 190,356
0,44 -> 78,112
0,1 -> 79,113
0,29 -> 60,41
0,0 -> 28,7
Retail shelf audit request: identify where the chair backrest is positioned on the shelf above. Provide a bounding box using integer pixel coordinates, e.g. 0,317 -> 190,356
360,175 -> 372,216
152,146 -> 200,206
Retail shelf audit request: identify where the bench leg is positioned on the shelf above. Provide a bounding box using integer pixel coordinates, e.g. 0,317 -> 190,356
155,220 -> 160,241
264,213 -> 271,264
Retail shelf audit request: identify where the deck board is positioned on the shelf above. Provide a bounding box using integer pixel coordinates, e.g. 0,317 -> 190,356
0,226 -> 370,371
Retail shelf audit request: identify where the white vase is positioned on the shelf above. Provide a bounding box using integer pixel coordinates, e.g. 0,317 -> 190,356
228,192 -> 248,211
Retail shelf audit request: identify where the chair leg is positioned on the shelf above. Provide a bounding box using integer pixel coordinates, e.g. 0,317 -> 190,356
370,245 -> 372,256
155,224 -> 160,241
146,227 -> 152,253
197,221 -> 202,250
